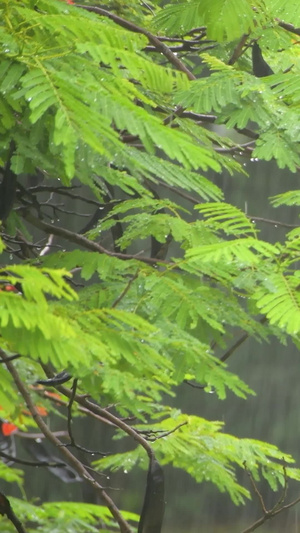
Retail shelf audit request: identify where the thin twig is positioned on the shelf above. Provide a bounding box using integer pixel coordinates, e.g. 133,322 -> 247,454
244,462 -> 267,513
111,270 -> 139,308
51,380 -> 159,463
28,185 -> 102,207
66,378 -> 77,446
220,317 -> 267,363
184,380 -> 205,389
143,421 -> 187,441
248,216 -> 299,229
241,462 -> 300,533
157,181 -> 199,204
272,464 -> 288,511
62,379 -> 108,456
0,450 -> 66,468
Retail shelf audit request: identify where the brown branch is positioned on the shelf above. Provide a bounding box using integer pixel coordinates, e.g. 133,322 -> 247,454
272,465 -> 288,511
187,114 -> 259,140
0,450 -> 66,468
277,19 -> 300,37
80,398 -> 156,460
4,359 -> 133,533
220,330 -> 252,363
111,270 -> 139,308
0,354 -> 21,363
24,212 -> 171,266
183,379 -> 205,389
220,317 -> 267,363
48,379 -> 158,463
0,492 -> 26,533
248,216 -> 299,229
157,181 -> 200,204
144,43 -> 216,53
77,5 -> 196,81
241,462 -> 300,533
33,385 -> 117,427
228,34 -> 249,65
244,462 -> 267,514
214,141 -> 255,153
27,185 -> 102,207
17,430 -> 69,439
66,378 -> 77,446
62,379 -> 108,456
144,421 -> 187,442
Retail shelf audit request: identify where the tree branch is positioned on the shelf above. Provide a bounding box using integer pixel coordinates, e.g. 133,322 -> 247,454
228,34 -> 249,65
24,212 -> 171,266
277,19 -> 300,37
77,5 -> 196,80
0,492 -> 26,533
220,317 -> 267,363
241,462 -> 300,533
4,359 -> 133,533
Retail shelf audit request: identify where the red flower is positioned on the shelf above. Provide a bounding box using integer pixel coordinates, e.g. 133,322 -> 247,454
1,422 -> 18,436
